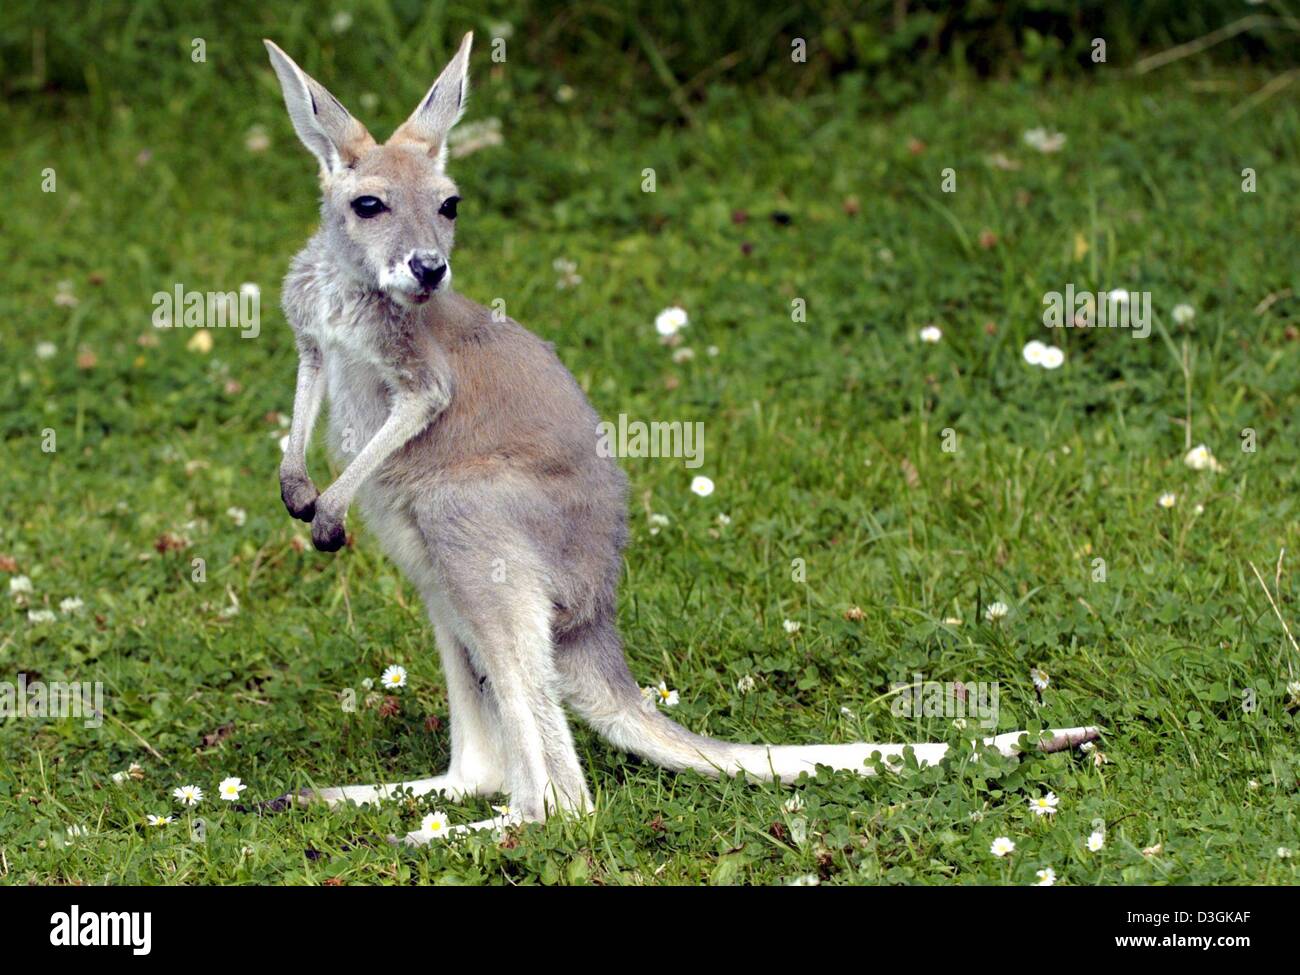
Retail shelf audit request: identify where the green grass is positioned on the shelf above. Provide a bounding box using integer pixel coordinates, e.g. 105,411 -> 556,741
2,52 -> 1300,884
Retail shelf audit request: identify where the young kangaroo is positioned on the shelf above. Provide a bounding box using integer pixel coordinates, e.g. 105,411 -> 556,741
265,34 -> 1099,843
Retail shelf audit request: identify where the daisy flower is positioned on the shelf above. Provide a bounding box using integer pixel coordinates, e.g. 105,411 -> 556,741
1171,303 -> 1195,325
653,681 -> 679,707
690,475 -> 714,497
173,785 -> 203,807
990,836 -> 1016,857
1039,346 -> 1064,369
1034,867 -> 1057,886
1030,667 -> 1050,691
1022,340 -> 1047,366
146,814 -> 173,827
1183,444 -> 1221,472
1028,792 -> 1059,817
1158,492 -> 1177,509
218,776 -> 247,802
381,665 -> 408,690
919,325 -> 942,343
36,341 -> 57,360
420,811 -> 451,838
984,601 -> 1009,623
654,306 -> 689,337
1023,128 -> 1066,153
1087,830 -> 1105,852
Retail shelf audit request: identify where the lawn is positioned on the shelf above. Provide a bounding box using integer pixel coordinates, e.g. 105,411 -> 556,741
2,43 -> 1299,884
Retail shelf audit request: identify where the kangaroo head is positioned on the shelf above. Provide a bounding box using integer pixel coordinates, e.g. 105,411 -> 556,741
264,34 -> 473,305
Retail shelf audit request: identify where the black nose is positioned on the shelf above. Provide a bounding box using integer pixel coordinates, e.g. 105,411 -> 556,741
408,255 -> 446,290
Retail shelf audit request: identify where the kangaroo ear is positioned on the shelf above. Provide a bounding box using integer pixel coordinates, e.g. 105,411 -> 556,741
264,40 -> 374,177
389,32 -> 473,166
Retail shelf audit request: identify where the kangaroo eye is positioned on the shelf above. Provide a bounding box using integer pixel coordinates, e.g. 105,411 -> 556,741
351,196 -> 388,218
438,195 -> 460,220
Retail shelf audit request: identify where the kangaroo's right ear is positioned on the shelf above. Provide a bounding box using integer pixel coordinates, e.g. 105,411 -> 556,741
263,40 -> 374,177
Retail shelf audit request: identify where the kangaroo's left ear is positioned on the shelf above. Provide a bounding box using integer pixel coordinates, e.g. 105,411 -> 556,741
389,32 -> 473,167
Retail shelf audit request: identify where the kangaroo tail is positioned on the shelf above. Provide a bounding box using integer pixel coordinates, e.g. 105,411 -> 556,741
556,623 -> 1099,783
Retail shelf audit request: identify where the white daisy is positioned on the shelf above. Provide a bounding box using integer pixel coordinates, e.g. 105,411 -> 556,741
1171,303 -> 1195,325
1030,667 -> 1050,691
1028,792 -> 1059,816
36,341 -> 57,360
690,475 -> 714,497
984,601 -> 1009,623
1039,346 -> 1064,369
990,836 -> 1016,857
1087,830 -> 1105,852
919,325 -> 942,343
1023,128 -> 1066,153
381,665 -> 408,690
420,811 -> 451,838
1034,867 -> 1057,886
146,814 -> 173,826
1022,340 -> 1047,365
244,126 -> 271,152
172,784 -> 203,807
1106,289 -> 1130,306
217,776 -> 247,802
783,619 -> 801,634
1183,443 -> 1221,472
654,306 -> 689,337
653,681 -> 679,707
1158,492 -> 1177,509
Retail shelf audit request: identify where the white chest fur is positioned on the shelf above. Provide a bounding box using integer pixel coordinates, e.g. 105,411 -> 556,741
307,288 -> 394,465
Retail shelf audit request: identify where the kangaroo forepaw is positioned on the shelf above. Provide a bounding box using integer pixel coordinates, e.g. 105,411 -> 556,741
280,476 -> 319,523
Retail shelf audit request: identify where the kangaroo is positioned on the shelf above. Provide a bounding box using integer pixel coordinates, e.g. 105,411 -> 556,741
264,34 -> 1099,844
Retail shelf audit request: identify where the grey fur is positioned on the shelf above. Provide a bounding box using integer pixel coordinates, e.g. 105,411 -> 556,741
265,37 -> 1099,833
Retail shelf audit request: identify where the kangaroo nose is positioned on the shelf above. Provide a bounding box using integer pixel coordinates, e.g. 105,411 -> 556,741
408,254 -> 446,290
